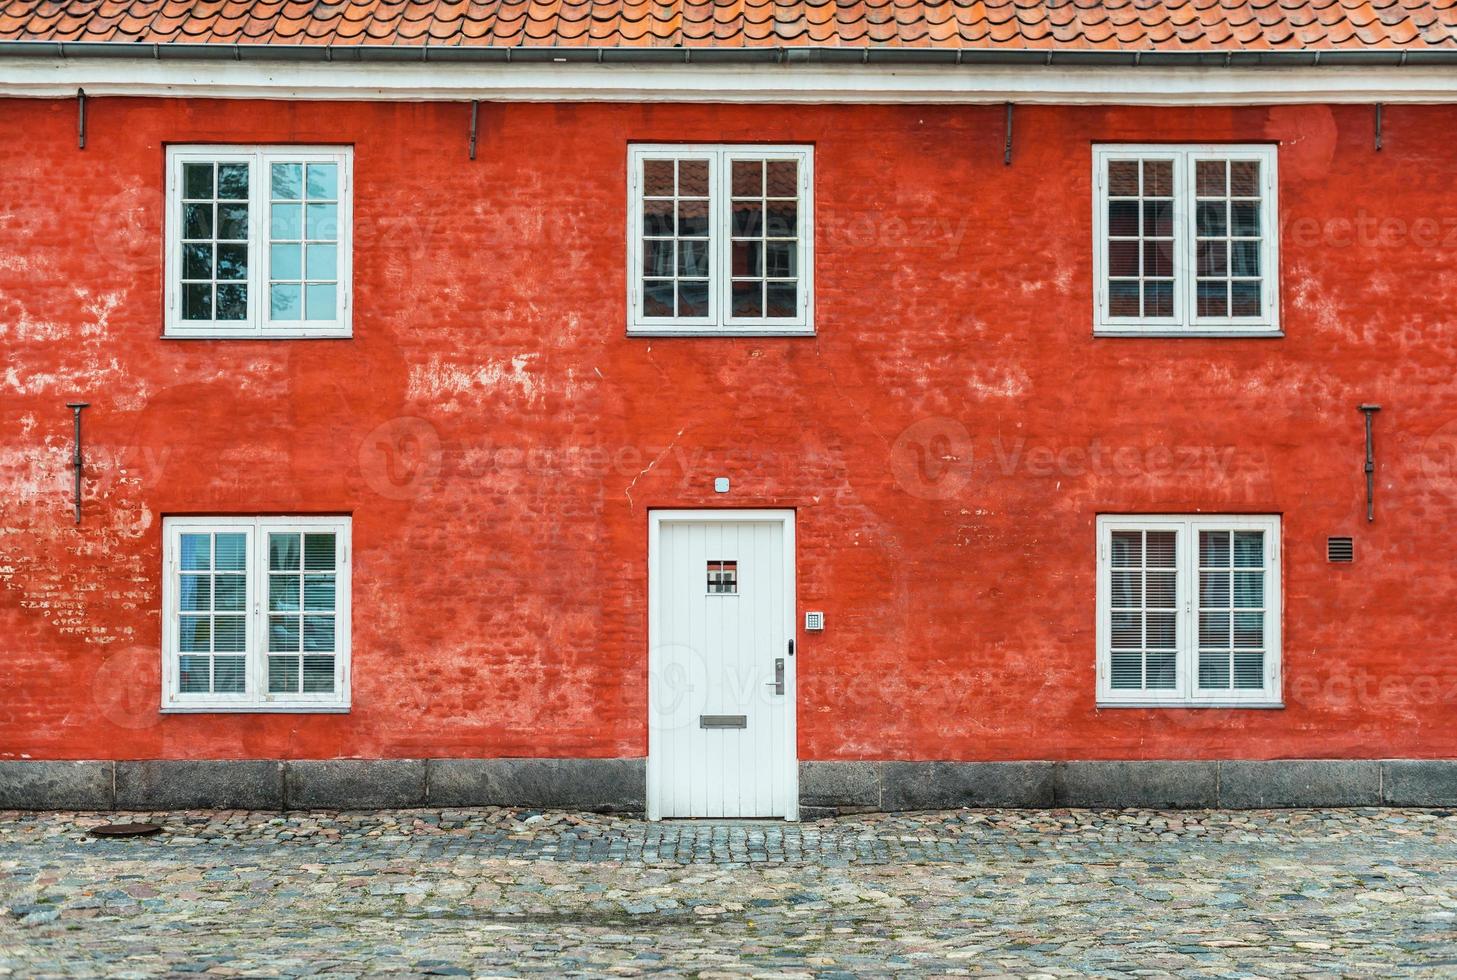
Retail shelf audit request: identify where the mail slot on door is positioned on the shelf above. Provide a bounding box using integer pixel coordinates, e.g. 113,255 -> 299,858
700,715 -> 748,729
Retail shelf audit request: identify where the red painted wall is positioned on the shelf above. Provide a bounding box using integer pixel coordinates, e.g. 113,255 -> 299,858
3,97 -> 1456,763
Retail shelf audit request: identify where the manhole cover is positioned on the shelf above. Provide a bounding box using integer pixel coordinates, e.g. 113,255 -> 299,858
89,823 -> 163,838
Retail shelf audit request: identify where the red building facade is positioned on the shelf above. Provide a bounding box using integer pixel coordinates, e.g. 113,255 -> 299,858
3,3 -> 1457,814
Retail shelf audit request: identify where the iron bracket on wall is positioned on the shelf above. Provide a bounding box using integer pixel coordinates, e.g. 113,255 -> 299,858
1003,102 -> 1014,166
66,402 -> 88,524
1374,103 -> 1384,152
1360,403 -> 1381,523
468,100 -> 479,160
77,87 -> 86,149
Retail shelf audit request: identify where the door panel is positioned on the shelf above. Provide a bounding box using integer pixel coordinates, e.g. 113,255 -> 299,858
649,513 -> 796,819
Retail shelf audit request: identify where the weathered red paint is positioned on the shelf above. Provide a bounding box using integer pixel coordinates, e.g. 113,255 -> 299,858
3,98 -> 1456,763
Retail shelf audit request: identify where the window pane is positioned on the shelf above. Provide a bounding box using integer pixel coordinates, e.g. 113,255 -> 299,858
1234,571 -> 1263,608
271,244 -> 302,280
1234,611 -> 1264,648
1198,651 -> 1231,689
304,534 -> 336,571
269,616 -> 300,653
215,284 -> 247,320
304,575 -> 336,611
678,239 -> 711,278
182,284 -> 212,320
216,533 -> 246,570
180,534 -> 211,570
1107,160 -> 1138,196
1201,531 -> 1232,567
677,280 -> 709,317
271,284 -> 302,320
1197,281 -> 1228,317
1110,530 -> 1141,567
1233,651 -> 1264,689
271,162 -> 302,200
183,203 -> 212,239
183,243 -> 212,280
269,656 -> 300,693
1233,531 -> 1264,566
302,656 -> 335,693
677,160 -> 708,196
303,616 -> 335,652
1146,532 -> 1176,567
731,160 -> 762,196
217,205 -> 248,240
1200,570 -> 1231,607
305,283 -> 336,320
1145,651 -> 1177,689
179,655 -> 211,693
216,244 -> 247,281
1195,160 -> 1226,196
269,574 -> 300,612
1108,281 -> 1139,317
642,280 -> 673,318
306,203 -> 338,240
676,201 -> 709,237
215,573 -> 246,611
217,163 -> 249,199
214,656 -> 246,693
642,200 -> 673,237
1142,160 -> 1172,196
1143,282 -> 1173,317
270,533 -> 301,570
306,163 -> 338,200
1146,570 -> 1176,608
179,575 -> 211,612
306,243 -> 337,280
642,160 -> 674,196
214,616 -> 246,653
271,204 -> 302,240
766,160 -> 797,197
766,282 -> 797,317
732,281 -> 762,317
179,616 -> 210,652
184,163 -> 213,199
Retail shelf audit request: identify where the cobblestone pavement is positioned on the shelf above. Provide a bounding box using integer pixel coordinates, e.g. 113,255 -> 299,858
3,807 -> 1457,977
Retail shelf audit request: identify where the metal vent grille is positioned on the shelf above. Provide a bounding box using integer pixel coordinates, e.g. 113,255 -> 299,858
1327,537 -> 1355,563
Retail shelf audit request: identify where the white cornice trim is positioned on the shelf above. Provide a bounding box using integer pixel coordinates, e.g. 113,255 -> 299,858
1,58 -> 1456,104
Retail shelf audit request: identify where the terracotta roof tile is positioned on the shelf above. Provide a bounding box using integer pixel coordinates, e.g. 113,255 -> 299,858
1,0 -> 1454,50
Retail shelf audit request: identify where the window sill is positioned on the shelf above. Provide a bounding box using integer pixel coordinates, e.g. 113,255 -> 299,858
1097,701 -> 1284,709
161,703 -> 351,714
1094,329 -> 1284,339
162,331 -> 353,341
628,329 -> 816,338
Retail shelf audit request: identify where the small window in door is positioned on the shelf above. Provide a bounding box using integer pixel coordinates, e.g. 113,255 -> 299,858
707,560 -> 738,594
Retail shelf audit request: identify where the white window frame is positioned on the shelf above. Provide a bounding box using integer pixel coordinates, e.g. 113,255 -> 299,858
1096,514 -> 1282,707
161,515 -> 352,712
164,145 -> 353,339
627,143 -> 814,336
1092,144 -> 1279,337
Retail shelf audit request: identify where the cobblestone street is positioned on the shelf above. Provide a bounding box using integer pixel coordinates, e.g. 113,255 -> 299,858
3,807 -> 1456,977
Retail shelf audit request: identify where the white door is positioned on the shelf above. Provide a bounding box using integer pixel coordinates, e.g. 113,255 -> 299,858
648,510 -> 797,820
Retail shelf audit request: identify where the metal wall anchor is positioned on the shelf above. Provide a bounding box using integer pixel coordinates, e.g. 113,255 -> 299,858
66,402 -> 88,524
1359,404 -> 1381,523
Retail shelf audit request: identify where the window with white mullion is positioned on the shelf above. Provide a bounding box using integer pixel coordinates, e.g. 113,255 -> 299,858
629,144 -> 812,335
637,154 -> 715,324
1098,515 -> 1280,707
1094,144 -> 1277,336
163,516 -> 350,712
264,154 -> 344,328
177,156 -> 255,327
1103,155 -> 1179,324
1194,523 -> 1273,699
1106,526 -> 1181,697
1190,154 -> 1268,325
725,153 -> 804,323
166,145 -> 351,338
264,527 -> 342,698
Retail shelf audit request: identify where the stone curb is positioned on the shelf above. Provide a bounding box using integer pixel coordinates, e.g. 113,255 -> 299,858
3,759 -> 1455,812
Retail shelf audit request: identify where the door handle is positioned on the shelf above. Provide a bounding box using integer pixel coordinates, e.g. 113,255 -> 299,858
765,657 -> 785,695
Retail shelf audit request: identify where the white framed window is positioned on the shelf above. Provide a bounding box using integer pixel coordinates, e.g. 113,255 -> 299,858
162,516 -> 351,712
164,146 -> 352,338
627,144 -> 813,336
1096,515 -> 1281,707
1093,145 -> 1279,336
